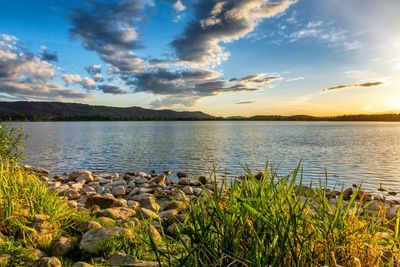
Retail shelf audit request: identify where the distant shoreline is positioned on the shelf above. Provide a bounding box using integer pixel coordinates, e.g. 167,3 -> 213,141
1,101 -> 400,122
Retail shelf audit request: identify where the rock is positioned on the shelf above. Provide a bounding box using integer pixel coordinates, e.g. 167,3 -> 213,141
99,207 -> 136,221
178,178 -> 191,185
111,185 -> 126,197
159,209 -> 178,221
68,200 -> 78,209
135,177 -> 148,185
139,187 -> 154,194
70,182 -> 84,191
198,176 -> 208,185
53,236 -> 77,256
85,195 -> 118,209
387,206 -> 400,219
149,175 -> 166,184
182,186 -> 194,195
367,200 -> 389,212
109,180 -> 127,187
193,187 -> 204,196
343,188 -> 354,200
164,171 -> 173,175
82,186 -> 97,195
0,254 -> 12,266
139,208 -> 159,220
137,172 -> 149,178
80,227 -> 130,254
140,195 -> 160,211
62,189 -> 80,200
71,262 -> 94,267
127,200 -> 140,209
27,248 -> 46,260
31,215 -> 58,248
97,217 -> 116,226
162,200 -> 187,211
69,170 -> 94,183
255,172 -> 264,180
148,225 -> 162,243
77,221 -> 102,233
36,257 -> 62,267
108,252 -> 159,267
177,172 -> 187,178
389,191 -> 397,196
166,223 -> 181,236
110,198 -> 127,207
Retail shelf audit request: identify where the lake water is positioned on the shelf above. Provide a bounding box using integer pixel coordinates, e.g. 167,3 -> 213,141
10,121 -> 400,193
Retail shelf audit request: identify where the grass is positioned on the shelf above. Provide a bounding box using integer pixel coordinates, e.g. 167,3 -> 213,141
151,164 -> 400,266
1,160 -> 400,266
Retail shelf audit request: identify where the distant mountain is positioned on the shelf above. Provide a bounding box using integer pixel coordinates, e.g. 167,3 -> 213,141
0,101 -> 216,121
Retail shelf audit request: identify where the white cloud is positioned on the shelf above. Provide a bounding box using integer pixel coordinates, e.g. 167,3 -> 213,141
173,0 -> 186,11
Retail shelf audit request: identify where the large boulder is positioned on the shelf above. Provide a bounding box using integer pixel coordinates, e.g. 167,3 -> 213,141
80,227 -> 130,254
85,195 -> 118,209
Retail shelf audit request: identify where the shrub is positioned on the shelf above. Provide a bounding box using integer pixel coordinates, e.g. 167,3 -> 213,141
0,123 -> 25,164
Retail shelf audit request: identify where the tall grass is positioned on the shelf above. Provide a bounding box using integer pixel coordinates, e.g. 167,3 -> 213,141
154,165 -> 400,266
0,163 -> 73,243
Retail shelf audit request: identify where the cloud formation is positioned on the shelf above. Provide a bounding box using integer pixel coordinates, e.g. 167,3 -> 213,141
68,0 -> 294,107
98,84 -> 127,94
171,0 -> 295,65
39,46 -> 58,62
70,0 -> 153,73
0,34 -> 90,100
323,81 -> 383,91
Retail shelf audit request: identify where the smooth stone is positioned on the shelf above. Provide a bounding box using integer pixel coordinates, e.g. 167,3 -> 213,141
148,225 -> 162,243
162,200 -> 187,211
166,223 -> 181,236
99,207 -> 136,221
139,195 -> 160,211
31,215 -> 58,248
109,180 -> 127,187
159,209 -> 178,221
62,189 -> 80,200
72,262 -> 94,267
135,177 -> 148,184
111,185 -> 126,197
53,236 -> 77,256
127,200 -> 140,209
177,172 -> 187,178
82,187 -> 97,194
97,217 -> 116,226
77,221 -> 102,233
69,170 -> 94,183
178,178 -> 191,186
198,176 -> 208,185
36,257 -> 62,267
367,200 -> 389,211
137,172 -> 149,178
80,227 -> 130,254
139,208 -> 159,219
139,187 -> 154,194
85,195 -> 118,209
182,186 -> 194,195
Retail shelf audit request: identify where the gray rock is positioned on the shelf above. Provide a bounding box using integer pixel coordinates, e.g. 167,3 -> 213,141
69,170 -> 94,183
77,221 -> 102,233
36,257 -> 62,267
111,185 -> 126,197
80,227 -> 130,254
162,200 -> 187,211
139,194 -> 160,211
139,208 -> 159,219
177,172 -> 187,178
53,236 -> 77,256
62,189 -> 80,200
99,207 -> 136,221
182,186 -> 194,195
159,209 -> 178,221
71,262 -> 94,267
85,195 -> 118,209
178,178 -> 191,185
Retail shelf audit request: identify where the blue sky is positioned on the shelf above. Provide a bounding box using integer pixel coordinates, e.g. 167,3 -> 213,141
1,0 -> 399,116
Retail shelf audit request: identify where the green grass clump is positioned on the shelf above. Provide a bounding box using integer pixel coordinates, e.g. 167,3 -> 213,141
0,123 -> 25,164
0,163 -> 73,246
154,165 -> 400,266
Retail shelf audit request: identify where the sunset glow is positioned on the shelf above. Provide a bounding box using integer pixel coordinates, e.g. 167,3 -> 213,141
0,0 -> 399,116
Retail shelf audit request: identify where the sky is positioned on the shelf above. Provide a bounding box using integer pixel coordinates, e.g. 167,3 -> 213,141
0,0 -> 399,117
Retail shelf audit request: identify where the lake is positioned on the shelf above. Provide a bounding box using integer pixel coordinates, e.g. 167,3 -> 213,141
10,121 -> 400,193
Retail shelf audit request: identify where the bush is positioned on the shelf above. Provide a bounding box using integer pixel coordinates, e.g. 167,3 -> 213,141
0,123 -> 25,164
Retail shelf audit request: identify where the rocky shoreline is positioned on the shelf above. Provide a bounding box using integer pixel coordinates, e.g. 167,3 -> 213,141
14,166 -> 221,267
3,165 -> 399,266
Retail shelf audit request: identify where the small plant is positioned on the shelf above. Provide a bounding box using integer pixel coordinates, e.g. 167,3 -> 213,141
0,123 -> 25,164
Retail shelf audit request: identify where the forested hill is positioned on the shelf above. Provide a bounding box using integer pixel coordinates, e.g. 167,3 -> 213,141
1,101 -> 400,121
0,101 -> 216,121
